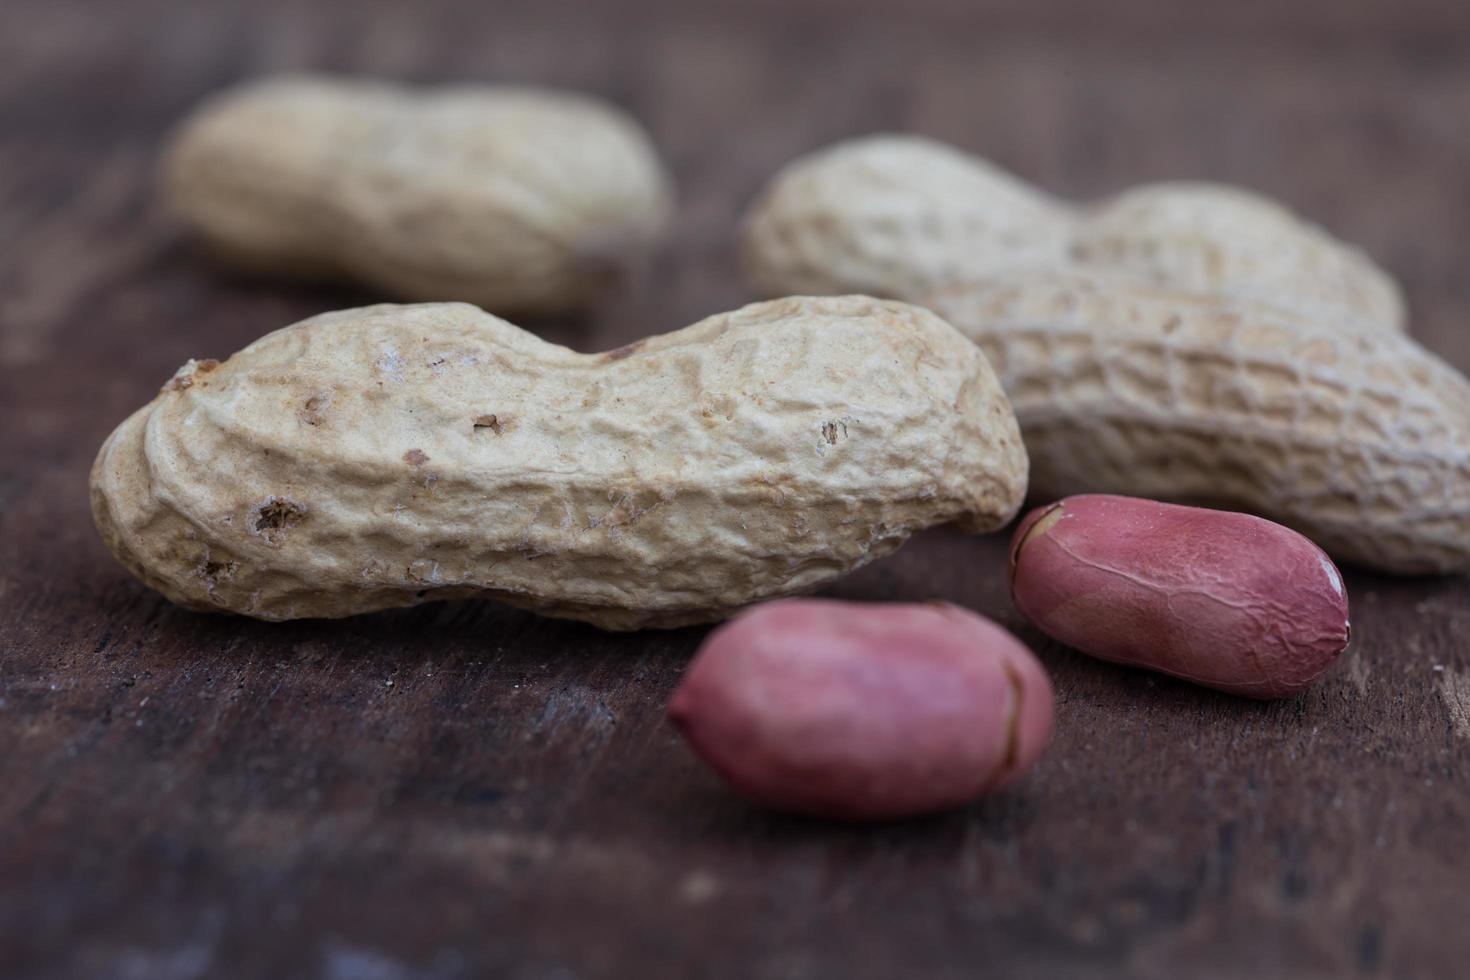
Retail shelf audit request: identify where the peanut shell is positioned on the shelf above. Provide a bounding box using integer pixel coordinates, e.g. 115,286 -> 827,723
91,297 -> 1028,629
166,74 -> 672,314
927,270 -> 1470,574
743,134 -> 1402,332
740,136 -> 1470,573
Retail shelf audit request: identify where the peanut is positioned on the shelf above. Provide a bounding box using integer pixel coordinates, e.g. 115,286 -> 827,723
1009,495 -> 1351,698
744,137 -> 1074,304
668,599 -> 1054,819
742,136 -> 1470,573
742,134 -> 1402,332
90,297 -> 1028,630
165,74 -> 672,314
928,270 -> 1470,573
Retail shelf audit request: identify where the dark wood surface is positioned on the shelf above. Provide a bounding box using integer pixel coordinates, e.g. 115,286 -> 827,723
3,1 -> 1469,977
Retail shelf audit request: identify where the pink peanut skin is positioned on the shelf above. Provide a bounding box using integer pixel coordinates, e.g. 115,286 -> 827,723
1009,495 -> 1350,698
667,599 -> 1054,820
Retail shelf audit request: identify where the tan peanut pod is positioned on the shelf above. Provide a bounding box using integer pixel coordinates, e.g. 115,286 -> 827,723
165,74 -> 672,314
925,269 -> 1470,574
742,136 -> 1073,301
90,297 -> 1028,630
1074,184 -> 1405,333
742,135 -> 1403,332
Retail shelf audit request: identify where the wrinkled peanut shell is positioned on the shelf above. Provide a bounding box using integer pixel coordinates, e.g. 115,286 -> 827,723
91,297 -> 1028,629
742,136 -> 1470,573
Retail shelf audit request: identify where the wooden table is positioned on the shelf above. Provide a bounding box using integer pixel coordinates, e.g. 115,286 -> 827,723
3,1 -> 1468,977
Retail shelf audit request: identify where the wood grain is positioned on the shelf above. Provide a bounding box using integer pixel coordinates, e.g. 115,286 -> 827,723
1,1 -> 1468,977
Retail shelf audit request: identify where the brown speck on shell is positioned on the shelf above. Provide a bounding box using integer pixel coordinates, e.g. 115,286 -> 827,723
250,497 -> 307,545
602,339 -> 645,362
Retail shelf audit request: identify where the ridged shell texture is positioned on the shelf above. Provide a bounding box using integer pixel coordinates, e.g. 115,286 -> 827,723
91,297 -> 1029,628
743,135 -> 1470,573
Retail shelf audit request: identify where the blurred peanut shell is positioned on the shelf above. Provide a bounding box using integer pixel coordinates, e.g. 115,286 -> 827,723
742,134 -> 1403,331
166,74 -> 672,314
